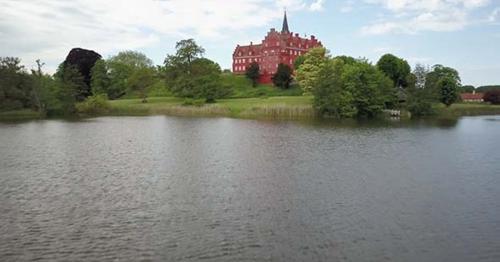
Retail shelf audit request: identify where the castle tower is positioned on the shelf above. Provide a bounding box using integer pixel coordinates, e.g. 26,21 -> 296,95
281,11 -> 290,34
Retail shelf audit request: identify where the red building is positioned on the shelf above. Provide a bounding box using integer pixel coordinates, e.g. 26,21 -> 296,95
461,92 -> 484,102
232,12 -> 322,83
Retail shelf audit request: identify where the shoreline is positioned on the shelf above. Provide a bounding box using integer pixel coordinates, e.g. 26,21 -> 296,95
2,96 -> 500,121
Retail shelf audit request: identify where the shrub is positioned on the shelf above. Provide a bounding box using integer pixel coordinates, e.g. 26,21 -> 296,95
484,90 -> 500,105
182,98 -> 205,107
75,94 -> 111,115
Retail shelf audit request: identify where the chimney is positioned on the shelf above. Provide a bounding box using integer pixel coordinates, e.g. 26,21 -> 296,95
311,35 -> 315,40
250,41 -> 253,46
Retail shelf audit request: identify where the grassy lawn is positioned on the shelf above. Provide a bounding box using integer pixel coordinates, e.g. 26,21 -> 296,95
109,96 -> 315,119
109,97 -> 500,120
435,103 -> 500,117
0,109 -> 42,121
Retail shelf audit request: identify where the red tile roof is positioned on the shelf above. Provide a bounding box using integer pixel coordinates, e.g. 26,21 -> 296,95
461,93 -> 484,100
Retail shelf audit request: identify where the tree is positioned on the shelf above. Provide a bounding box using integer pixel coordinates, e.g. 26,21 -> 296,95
413,64 -> 429,89
245,62 -> 260,87
484,90 -> 500,104
30,59 -> 46,113
376,54 -> 411,88
164,39 -> 205,75
342,61 -> 395,117
128,67 -> 155,103
293,55 -> 306,70
53,63 -> 86,114
406,86 -> 435,117
296,47 -> 328,93
425,64 -> 461,91
459,85 -> 475,93
164,40 -> 226,102
438,77 -> 459,107
313,59 -> 356,118
63,48 -> 102,100
174,39 -> 205,65
90,59 -> 110,95
0,57 -> 35,111
272,63 -> 293,89
107,51 -> 154,99
108,50 -> 153,68
311,57 -> 395,118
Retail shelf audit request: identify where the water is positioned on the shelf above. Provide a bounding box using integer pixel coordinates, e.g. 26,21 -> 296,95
0,116 -> 499,261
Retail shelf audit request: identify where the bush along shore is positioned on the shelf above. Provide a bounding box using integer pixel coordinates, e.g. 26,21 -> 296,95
84,96 -> 500,120
2,96 -> 500,121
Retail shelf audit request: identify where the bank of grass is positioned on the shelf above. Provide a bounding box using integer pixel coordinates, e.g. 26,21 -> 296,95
0,109 -> 42,121
109,96 -> 315,119
109,97 -> 500,120
221,74 -> 303,98
2,99 -> 500,121
435,103 -> 500,117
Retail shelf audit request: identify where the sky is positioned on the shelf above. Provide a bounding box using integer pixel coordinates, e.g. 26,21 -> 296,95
1,0 -> 499,86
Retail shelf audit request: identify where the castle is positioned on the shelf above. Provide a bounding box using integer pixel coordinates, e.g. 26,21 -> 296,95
232,12 -> 322,83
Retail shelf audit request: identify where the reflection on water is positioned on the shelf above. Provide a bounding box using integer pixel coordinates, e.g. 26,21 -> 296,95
0,116 -> 499,261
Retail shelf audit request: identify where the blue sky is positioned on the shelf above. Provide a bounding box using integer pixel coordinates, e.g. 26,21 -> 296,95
1,0 -> 499,86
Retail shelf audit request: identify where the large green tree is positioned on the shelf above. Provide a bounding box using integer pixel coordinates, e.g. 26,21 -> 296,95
0,57 -> 33,111
343,61 -> 395,117
425,64 -> 461,90
107,51 -> 154,99
164,39 -> 226,101
53,63 -> 86,114
376,54 -> 411,88
425,64 -> 461,106
404,64 -> 435,117
272,63 -> 293,89
128,67 -> 155,103
312,57 -> 395,118
90,59 -> 110,96
438,77 -> 459,107
245,62 -> 260,87
313,59 -> 356,118
296,47 -> 328,93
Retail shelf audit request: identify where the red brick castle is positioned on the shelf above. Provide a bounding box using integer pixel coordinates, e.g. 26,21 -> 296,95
232,12 -> 322,83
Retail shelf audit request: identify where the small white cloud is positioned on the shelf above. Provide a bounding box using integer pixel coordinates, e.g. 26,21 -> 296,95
362,0 -> 491,35
340,0 -> 354,13
489,8 -> 500,22
310,0 -> 325,11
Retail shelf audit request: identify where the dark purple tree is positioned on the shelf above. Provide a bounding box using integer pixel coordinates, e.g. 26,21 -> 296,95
484,90 -> 500,105
64,48 -> 102,100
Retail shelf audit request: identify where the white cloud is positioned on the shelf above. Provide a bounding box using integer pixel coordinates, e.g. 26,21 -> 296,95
489,8 -> 500,22
361,0 -> 491,35
310,0 -> 325,11
0,0 -> 322,71
340,0 -> 354,13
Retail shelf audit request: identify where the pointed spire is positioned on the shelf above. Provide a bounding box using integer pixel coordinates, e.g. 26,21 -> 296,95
281,10 -> 290,34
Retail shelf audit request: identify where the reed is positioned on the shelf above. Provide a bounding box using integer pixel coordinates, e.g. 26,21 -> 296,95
240,104 -> 316,119
151,104 -> 231,117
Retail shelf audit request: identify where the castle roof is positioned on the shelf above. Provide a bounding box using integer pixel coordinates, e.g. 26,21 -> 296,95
282,11 -> 289,34
233,43 -> 262,56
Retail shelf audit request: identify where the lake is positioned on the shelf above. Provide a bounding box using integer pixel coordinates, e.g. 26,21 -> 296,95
1,116 -> 499,261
